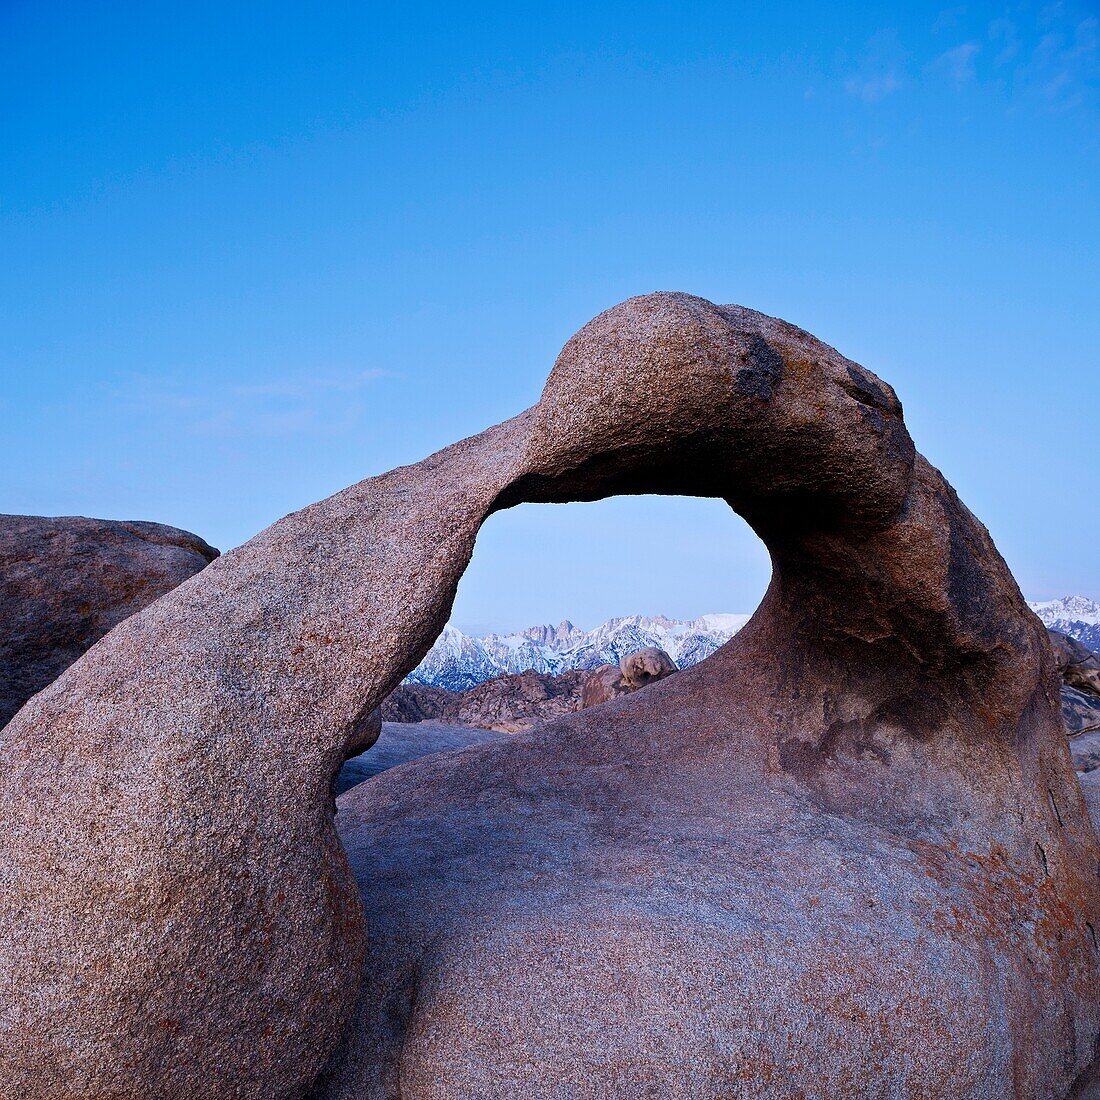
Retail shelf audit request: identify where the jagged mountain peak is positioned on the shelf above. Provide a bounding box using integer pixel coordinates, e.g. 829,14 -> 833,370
1029,595 -> 1100,654
1029,595 -> 1100,626
410,597 -> 1100,693
407,612 -> 752,692
519,620 -> 581,648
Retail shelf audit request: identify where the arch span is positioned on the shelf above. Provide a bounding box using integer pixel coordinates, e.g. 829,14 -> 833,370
1,293 -> 1096,1098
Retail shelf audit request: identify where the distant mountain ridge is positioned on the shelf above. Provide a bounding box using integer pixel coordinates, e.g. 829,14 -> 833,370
408,596 -> 1100,692
1029,595 -> 1100,652
408,613 -> 751,691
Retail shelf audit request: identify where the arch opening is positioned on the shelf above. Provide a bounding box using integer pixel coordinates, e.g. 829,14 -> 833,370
438,494 -> 770,661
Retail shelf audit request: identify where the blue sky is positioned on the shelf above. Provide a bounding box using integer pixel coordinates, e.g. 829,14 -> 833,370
2,1 -> 1097,633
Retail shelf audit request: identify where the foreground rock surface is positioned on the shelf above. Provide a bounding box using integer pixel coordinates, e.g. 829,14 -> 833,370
2,294 -> 1098,1099
1071,730 -> 1100,774
0,514 -> 217,727
336,721 -> 505,795
1080,769 -> 1100,840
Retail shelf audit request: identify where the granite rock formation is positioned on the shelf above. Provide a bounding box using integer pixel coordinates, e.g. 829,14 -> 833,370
619,645 -> 678,688
1049,631 -> 1100,750
0,514 -> 218,728
2,293 -> 1098,1099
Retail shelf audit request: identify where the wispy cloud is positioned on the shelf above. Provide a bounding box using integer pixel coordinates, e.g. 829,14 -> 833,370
1026,10 -> 1099,111
933,6 -> 969,35
843,29 -> 908,103
951,4 -> 1098,112
119,366 -> 390,438
845,70 -> 903,102
930,41 -> 982,85
988,17 -> 1022,65
842,4 -> 1098,117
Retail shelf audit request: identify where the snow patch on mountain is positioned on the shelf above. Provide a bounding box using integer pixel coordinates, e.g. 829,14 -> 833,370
407,613 -> 752,691
410,595 -> 1100,692
1029,595 -> 1100,653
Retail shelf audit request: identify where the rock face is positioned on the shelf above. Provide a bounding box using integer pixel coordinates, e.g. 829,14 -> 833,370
0,514 -> 218,727
579,662 -> 632,709
2,293 -> 1098,1099
347,706 -> 382,758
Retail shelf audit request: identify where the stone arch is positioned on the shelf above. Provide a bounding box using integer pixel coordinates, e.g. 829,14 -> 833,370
1,294 -> 1096,1098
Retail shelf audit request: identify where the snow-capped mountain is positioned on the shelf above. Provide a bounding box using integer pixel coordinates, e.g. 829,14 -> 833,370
1029,595 -> 1100,652
411,597 -> 1100,692
407,613 -> 753,691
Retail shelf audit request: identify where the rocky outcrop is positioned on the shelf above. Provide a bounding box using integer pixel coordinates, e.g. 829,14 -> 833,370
2,294 -> 1098,1099
1064,684 -> 1100,737
1050,628 -> 1100,699
386,650 -> 674,733
579,646 -> 678,709
423,667 -> 586,733
0,514 -> 218,727
619,645 -> 677,688
381,681 -> 454,723
384,669 -> 587,732
1048,630 -> 1100,749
